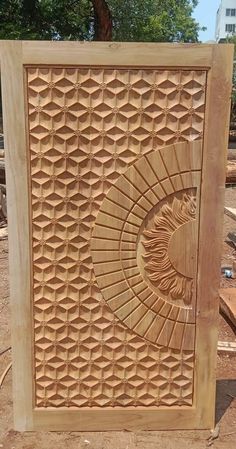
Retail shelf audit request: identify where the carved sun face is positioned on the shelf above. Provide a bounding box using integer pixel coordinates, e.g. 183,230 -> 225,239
142,193 -> 197,305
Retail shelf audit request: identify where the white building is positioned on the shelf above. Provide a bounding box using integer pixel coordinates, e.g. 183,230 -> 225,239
215,0 -> 236,41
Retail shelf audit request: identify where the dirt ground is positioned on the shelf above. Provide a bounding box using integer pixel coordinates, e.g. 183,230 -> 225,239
0,188 -> 235,449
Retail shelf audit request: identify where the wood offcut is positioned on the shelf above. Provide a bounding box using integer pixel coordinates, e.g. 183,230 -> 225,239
220,288 -> 236,329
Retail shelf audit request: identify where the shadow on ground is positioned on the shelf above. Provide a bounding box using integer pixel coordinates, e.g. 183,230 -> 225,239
215,379 -> 236,423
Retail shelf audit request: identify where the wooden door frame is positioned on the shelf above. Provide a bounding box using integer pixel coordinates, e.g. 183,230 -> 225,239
0,41 -> 233,431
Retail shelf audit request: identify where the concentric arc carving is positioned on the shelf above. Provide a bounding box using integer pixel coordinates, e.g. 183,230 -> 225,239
91,140 -> 202,351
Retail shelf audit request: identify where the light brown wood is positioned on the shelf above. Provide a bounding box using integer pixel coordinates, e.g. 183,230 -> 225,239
220,288 -> 236,328
0,41 -> 233,431
224,206 -> 236,221
226,161 -> 236,183
0,41 -> 33,429
31,407 -> 198,431
92,141 -> 201,352
168,219 -> 197,279
194,44 -> 233,428
20,41 -> 214,67
217,340 -> 236,353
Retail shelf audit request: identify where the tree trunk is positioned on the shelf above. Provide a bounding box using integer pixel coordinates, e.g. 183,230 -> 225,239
92,0 -> 112,41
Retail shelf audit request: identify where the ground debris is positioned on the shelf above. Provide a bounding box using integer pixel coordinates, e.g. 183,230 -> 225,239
207,423 -> 220,446
0,226 -> 7,241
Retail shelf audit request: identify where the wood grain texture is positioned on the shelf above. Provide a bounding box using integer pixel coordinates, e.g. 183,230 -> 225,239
31,407 -> 199,431
27,67 -> 205,409
194,44 -> 234,428
0,41 -> 233,431
20,41 -> 214,67
0,41 -> 33,429
219,288 -> 236,328
92,141 -> 202,351
224,206 -> 236,221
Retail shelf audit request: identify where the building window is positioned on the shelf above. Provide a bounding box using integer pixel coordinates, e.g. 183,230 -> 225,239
226,8 -> 236,16
226,23 -> 236,32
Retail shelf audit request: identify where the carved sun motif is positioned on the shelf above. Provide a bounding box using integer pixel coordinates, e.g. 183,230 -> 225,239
142,193 -> 197,305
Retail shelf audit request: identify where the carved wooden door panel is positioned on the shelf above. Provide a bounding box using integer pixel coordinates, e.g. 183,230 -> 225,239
1,42 -> 232,431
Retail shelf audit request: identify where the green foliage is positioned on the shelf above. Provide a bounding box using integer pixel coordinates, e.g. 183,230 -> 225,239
0,0 -> 203,42
109,0 -> 204,43
0,0 -> 92,40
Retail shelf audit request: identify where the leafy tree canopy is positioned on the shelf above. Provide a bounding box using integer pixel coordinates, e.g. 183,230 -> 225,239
109,0 -> 204,42
0,0 -> 205,42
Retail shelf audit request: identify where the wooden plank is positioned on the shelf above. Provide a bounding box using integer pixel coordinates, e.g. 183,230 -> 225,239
32,408 -> 198,432
227,232 -> 236,245
0,227 -> 7,240
224,206 -> 236,221
217,341 -> 236,353
0,159 -> 5,184
19,41 -> 214,68
194,44 -> 233,428
219,288 -> 236,328
0,41 -> 33,430
226,161 -> 236,183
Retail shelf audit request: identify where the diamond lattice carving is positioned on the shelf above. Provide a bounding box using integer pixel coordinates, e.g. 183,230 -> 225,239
27,67 -> 206,408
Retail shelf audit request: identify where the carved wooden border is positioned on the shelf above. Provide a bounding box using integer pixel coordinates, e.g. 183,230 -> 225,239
0,41 -> 233,430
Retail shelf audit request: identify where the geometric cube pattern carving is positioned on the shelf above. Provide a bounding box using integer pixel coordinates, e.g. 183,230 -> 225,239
27,67 -> 206,407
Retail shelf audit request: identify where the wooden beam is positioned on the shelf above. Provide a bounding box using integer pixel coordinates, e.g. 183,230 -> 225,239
226,161 -> 236,183
219,288 -> 236,329
217,340 -> 236,353
224,206 -> 236,221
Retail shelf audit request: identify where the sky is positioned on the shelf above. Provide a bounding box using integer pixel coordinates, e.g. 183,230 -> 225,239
193,0 -> 220,42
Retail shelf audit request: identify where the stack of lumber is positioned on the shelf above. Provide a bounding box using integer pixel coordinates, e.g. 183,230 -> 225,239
0,148 -> 7,225
226,149 -> 236,183
0,149 -> 5,187
222,206 -> 236,331
0,157 -> 5,185
227,162 -> 236,183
